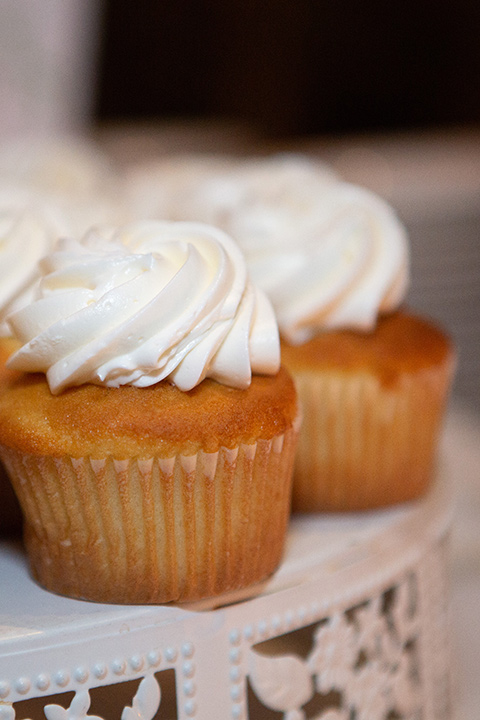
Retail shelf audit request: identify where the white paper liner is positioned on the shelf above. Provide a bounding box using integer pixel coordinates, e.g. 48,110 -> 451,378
291,361 -> 454,511
0,423 -> 299,604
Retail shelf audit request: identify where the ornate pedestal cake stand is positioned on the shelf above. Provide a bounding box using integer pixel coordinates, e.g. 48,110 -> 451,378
0,468 -> 453,720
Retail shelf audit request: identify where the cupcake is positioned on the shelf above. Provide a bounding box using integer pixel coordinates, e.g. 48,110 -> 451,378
131,153 -> 455,511
0,221 -> 299,603
225,172 -> 455,511
281,312 -> 454,510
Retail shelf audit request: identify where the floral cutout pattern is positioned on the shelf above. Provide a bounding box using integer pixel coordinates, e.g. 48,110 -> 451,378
121,675 -> 161,720
248,572 -> 428,719
44,692 -> 103,720
6,674 -> 162,720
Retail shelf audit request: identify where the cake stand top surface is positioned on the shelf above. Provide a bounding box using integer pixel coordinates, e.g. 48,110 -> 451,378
0,458 -> 452,653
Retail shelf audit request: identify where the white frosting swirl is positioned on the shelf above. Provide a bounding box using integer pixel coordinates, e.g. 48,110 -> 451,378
7,221 -> 280,394
124,153 -> 409,343
125,153 -> 337,226
124,154 -> 236,222
0,197 -> 61,335
228,181 -> 410,343
124,153 -> 408,342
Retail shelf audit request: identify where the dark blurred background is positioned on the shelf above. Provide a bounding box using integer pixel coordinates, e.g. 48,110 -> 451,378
95,0 -> 480,138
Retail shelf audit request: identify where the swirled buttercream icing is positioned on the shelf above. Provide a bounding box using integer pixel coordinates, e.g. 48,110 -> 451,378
7,221 -> 280,393
124,154 -> 236,222
125,154 -> 409,344
0,197 -> 61,335
227,180 -> 410,344
125,153 -> 336,226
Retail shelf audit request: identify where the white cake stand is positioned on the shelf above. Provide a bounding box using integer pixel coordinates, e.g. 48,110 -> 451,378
0,461 -> 453,720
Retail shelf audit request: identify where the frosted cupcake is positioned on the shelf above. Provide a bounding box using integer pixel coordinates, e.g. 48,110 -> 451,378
0,221 -> 299,603
135,154 -> 455,511
226,176 -> 455,511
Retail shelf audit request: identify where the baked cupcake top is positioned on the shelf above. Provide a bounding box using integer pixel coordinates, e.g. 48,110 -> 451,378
281,311 -> 454,386
0,336 -> 20,386
6,220 -> 280,394
0,366 -> 297,457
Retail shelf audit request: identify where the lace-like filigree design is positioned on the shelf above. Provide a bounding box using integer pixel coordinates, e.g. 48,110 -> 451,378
8,674 -> 162,720
0,705 -> 16,720
121,675 -> 161,720
44,692 -> 103,720
248,570 -> 436,719
0,492 -> 451,720
248,651 -> 313,718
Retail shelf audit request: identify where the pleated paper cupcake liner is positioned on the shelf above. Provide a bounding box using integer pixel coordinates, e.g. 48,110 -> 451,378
0,423 -> 299,604
291,360 -> 455,512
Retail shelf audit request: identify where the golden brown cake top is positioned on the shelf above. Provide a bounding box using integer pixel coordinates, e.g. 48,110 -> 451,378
0,337 -> 21,387
281,311 -> 454,387
0,366 -> 298,459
